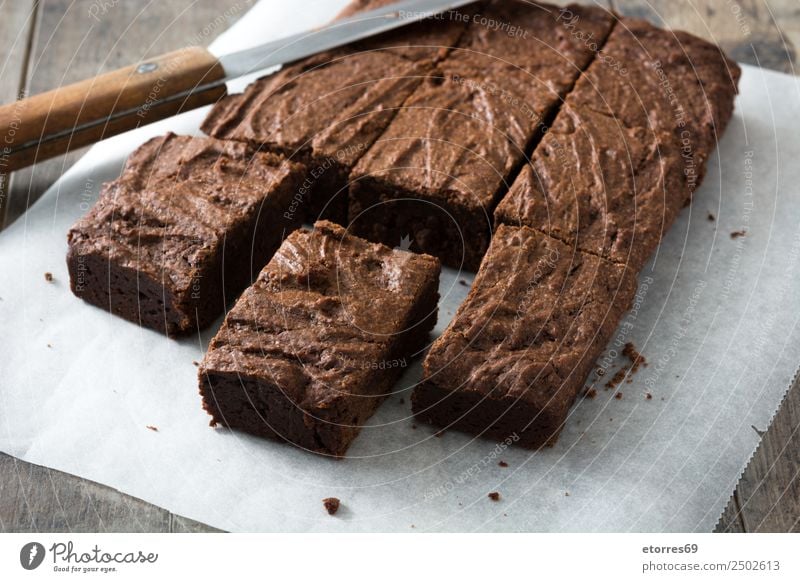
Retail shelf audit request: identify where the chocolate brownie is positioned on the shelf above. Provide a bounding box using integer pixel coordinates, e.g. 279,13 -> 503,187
348,74 -> 535,271
67,133 -> 303,336
566,17 -> 741,191
348,2 -> 615,270
412,224 -> 636,449
494,105 -> 686,270
201,50 -> 428,223
198,221 -> 440,456
443,1 -> 615,100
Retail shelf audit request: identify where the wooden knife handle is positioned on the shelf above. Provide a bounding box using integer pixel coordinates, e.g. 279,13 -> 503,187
0,46 -> 227,173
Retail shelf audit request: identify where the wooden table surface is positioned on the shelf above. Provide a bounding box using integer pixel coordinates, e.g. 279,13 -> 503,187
0,0 -> 797,533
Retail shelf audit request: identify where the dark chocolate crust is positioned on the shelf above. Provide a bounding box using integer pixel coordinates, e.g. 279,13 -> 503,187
494,105 -> 686,270
347,2 -> 615,270
67,133 -> 303,336
199,221 -> 440,456
564,17 -> 741,191
201,51 -> 429,223
412,224 -> 636,448
349,74 -> 536,271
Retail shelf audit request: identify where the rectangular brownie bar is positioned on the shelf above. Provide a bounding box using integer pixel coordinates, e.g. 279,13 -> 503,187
67,133 -> 303,336
412,224 -> 636,449
494,105 -> 686,270
565,17 -> 741,191
348,2 -> 615,270
198,221 -> 440,456
201,50 -> 427,224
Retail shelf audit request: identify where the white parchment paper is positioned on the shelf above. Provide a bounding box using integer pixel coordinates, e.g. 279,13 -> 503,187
2,0 -> 800,532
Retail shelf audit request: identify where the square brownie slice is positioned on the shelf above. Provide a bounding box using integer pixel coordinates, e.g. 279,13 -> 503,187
567,17 -> 741,191
201,50 -> 428,223
198,221 -> 440,457
348,74 -> 535,271
412,224 -> 636,449
494,105 -> 686,270
67,133 -> 303,336
347,2 -> 615,271
443,1 -> 615,100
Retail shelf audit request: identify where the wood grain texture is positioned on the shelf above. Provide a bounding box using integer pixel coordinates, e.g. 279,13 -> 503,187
3,0 -> 249,228
0,46 -> 226,172
0,452 -> 219,532
716,372 -> 800,532
612,0 -> 797,73
0,0 -> 38,226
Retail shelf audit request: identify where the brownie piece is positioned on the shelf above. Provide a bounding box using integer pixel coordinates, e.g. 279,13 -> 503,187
199,221 -> 440,456
494,105 -> 686,270
412,224 -> 637,449
567,17 -> 741,191
443,1 -> 615,100
67,133 -> 303,336
348,2 -> 615,270
349,74 -> 535,271
201,50 -> 428,223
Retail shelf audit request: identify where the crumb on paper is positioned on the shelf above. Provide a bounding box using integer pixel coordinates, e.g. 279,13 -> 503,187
498,461 -> 508,468
707,212 -> 715,221
434,430 -> 445,438
488,492 -> 500,501
645,393 -> 653,400
605,367 -> 628,389
614,392 -> 623,400
622,342 -> 647,373
565,491 -> 570,497
585,387 -> 597,399
730,229 -> 747,239
322,497 -> 340,516
146,425 -> 158,432
44,272 -> 54,282
46,343 -> 52,348
398,398 -> 405,405
459,279 -> 468,287
192,360 -> 200,367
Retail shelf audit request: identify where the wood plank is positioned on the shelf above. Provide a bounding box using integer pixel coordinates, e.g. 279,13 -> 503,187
3,0 -> 247,228
0,452 -> 221,532
731,372 -> 800,532
0,0 -> 38,227
612,0 -> 797,73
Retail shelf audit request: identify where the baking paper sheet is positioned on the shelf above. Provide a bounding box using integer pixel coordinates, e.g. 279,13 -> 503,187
2,0 -> 800,532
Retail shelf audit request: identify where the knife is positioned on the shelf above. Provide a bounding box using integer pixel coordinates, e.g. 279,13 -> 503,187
0,0 -> 477,173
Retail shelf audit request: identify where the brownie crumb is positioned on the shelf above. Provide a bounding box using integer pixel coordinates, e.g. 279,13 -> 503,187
459,279 -> 468,287
707,212 -> 715,221
398,398 -> 405,405
614,392 -> 623,400
46,343 -> 52,349
488,492 -> 500,501
622,342 -> 647,373
146,425 -> 158,432
44,272 -> 54,282
498,461 -> 509,468
434,430 -> 445,438
585,387 -> 597,399
192,361 -> 200,367
411,424 -> 417,430
565,491 -> 570,497
730,229 -> 747,239
605,367 -> 628,389
322,497 -> 340,515
645,393 -> 653,400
